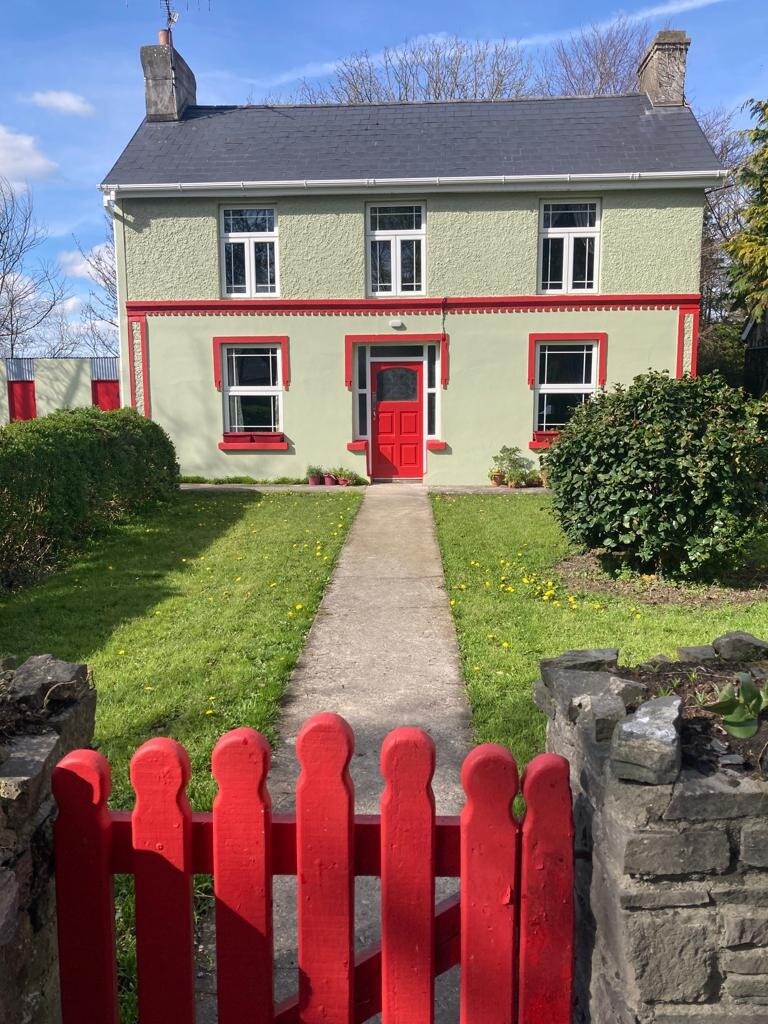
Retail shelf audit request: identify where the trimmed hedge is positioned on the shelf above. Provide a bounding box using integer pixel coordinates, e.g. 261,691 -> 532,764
543,371 -> 768,579
0,408 -> 178,589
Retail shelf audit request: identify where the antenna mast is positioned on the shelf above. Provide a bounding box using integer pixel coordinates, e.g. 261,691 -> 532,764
161,1 -> 180,43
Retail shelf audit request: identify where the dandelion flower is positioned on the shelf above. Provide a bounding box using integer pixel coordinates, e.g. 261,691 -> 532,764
295,603 -> 304,610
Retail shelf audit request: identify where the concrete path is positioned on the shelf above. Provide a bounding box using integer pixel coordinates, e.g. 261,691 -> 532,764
196,484 -> 470,1021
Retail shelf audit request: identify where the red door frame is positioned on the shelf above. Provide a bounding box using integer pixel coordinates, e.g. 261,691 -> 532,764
370,361 -> 424,479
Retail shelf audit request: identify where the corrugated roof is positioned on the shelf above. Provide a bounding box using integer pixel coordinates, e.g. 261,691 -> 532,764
102,95 -> 722,187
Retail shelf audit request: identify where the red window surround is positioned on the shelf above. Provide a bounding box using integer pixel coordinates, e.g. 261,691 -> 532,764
212,336 -> 291,451
527,332 -> 608,451
344,333 -> 449,390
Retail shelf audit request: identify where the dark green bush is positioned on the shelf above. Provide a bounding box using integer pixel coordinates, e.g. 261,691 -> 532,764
0,407 -> 178,589
543,371 -> 768,579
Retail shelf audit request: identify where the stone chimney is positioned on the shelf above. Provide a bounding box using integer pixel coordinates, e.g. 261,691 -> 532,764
140,30 -> 197,122
637,29 -> 691,105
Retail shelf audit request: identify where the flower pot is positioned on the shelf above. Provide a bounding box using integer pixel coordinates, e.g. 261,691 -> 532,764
323,474 -> 338,486
489,473 -> 505,487
307,475 -> 323,486
337,477 -> 350,487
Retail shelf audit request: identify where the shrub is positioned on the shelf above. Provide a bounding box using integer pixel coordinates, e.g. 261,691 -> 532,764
543,371 -> 768,579
0,407 -> 178,589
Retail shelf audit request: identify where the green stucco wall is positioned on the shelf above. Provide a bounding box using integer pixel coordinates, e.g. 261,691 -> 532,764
34,359 -> 93,417
116,189 -> 704,302
143,307 -> 679,484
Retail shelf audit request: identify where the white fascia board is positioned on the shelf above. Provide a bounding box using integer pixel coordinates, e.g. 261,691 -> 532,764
101,169 -> 728,199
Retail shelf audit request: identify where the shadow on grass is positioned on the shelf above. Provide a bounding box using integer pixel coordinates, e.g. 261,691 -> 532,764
0,492 -> 260,664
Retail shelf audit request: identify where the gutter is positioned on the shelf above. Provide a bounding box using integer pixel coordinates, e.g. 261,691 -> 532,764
100,168 -> 728,199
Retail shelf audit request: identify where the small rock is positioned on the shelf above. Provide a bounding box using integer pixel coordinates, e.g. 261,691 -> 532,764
610,696 -> 681,785
10,655 -> 89,710
719,754 -> 746,767
710,738 -> 729,754
570,693 -> 626,742
540,648 -> 618,680
677,644 -> 718,663
608,676 -> 648,708
713,631 -> 768,662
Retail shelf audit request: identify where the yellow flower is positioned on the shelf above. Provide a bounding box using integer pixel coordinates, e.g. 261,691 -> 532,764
205,709 -> 215,716
235,576 -> 242,582
144,685 -> 154,691
118,649 -> 125,655
553,600 -> 561,607
287,611 -> 294,618
450,598 -> 456,606
295,603 -> 304,610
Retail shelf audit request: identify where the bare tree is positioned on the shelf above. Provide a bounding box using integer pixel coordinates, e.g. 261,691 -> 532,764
536,17 -> 650,96
0,178 -> 68,358
295,36 -> 534,104
72,216 -> 119,356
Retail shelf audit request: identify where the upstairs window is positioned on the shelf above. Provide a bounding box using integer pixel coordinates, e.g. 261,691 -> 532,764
538,201 -> 599,293
221,208 -> 278,297
223,345 -> 282,433
535,341 -> 597,432
366,204 -> 425,297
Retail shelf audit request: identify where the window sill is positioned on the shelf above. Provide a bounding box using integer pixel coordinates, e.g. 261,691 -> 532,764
219,432 -> 288,451
427,439 -> 448,451
529,431 -> 559,450
347,440 -> 368,453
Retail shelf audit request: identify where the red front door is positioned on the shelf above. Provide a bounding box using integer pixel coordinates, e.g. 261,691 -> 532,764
371,361 -> 423,479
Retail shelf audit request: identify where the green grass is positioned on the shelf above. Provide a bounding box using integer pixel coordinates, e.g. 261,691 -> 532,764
432,493 -> 768,765
0,489 -> 362,807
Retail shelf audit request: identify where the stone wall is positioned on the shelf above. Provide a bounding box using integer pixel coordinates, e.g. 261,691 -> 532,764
535,634 -> 768,1024
0,655 -> 96,1024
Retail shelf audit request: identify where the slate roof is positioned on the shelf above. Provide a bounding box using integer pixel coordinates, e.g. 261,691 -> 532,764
102,95 -> 721,187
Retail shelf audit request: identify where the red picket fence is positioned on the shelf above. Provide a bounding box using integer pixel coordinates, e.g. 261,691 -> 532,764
53,713 -> 574,1024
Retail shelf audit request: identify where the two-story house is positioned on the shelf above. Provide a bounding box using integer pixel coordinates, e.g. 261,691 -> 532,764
102,29 -> 723,484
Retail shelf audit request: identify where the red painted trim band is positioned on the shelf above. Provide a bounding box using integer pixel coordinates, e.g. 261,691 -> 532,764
219,441 -> 289,451
344,333 -> 448,389
527,332 -> 608,389
529,431 -> 559,451
127,293 -> 701,318
212,336 -> 291,391
427,440 -> 448,451
346,440 -> 368,453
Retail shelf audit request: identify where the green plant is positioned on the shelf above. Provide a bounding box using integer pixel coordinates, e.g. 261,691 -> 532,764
701,672 -> 766,738
327,466 -> 368,485
490,446 -> 534,486
543,371 -> 768,579
725,100 -> 768,322
306,465 -> 323,479
0,408 -> 178,590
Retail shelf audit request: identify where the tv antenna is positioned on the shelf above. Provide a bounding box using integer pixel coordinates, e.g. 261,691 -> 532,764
162,1 -> 180,31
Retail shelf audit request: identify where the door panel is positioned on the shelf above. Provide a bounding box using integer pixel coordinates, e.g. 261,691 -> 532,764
371,361 -> 423,478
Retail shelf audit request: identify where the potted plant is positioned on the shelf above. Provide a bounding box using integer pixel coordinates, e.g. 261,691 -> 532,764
323,470 -> 338,486
488,466 -> 506,487
489,446 -> 534,488
307,465 -> 323,486
330,466 -> 351,486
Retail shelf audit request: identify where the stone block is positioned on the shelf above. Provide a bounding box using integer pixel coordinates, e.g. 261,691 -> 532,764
532,678 -> 554,717
610,696 -> 681,785
0,869 -> 19,944
571,692 -> 626,742
663,770 -> 768,821
604,775 -> 675,828
0,733 -> 60,824
619,881 -> 711,909
655,1010 -> 768,1022
626,911 -> 718,1003
724,974 -> 768,1002
10,654 -> 88,709
677,644 -> 718,663
47,689 -> 96,752
713,632 -> 768,661
540,648 -> 619,680
724,949 -> 768,974
623,828 -> 729,876
608,676 -> 649,708
722,910 -> 768,947
741,821 -> 768,868
542,668 -> 619,716
710,876 -> 768,906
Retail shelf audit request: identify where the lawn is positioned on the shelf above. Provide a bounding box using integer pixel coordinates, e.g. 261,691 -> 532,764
0,489 -> 362,807
432,493 -> 768,765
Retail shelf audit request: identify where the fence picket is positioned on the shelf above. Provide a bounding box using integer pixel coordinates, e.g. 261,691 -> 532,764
130,737 -> 195,1024
460,744 -> 520,1024
380,727 -> 436,1024
212,727 -> 274,1024
296,713 -> 355,1024
518,754 -> 574,1024
53,750 -> 119,1024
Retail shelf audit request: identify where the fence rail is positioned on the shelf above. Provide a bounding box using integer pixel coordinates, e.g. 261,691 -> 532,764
53,713 -> 574,1024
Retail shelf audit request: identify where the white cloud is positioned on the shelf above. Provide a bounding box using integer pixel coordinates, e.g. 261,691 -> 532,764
242,0 -> 728,90
0,125 -> 57,186
58,244 -> 109,282
25,90 -> 94,116
59,295 -> 83,315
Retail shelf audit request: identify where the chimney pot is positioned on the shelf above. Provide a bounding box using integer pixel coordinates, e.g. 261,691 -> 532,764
158,28 -> 170,45
637,29 -> 691,105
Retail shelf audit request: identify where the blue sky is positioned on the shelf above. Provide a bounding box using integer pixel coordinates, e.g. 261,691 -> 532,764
0,0 -> 766,310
